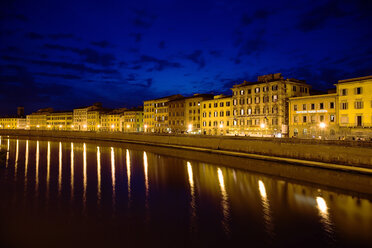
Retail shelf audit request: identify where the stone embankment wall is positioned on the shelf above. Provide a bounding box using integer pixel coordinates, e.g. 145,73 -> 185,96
1,130 -> 372,169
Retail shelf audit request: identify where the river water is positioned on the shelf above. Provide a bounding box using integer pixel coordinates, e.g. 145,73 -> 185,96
0,136 -> 371,248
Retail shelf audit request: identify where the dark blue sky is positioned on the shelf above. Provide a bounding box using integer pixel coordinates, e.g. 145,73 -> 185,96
1,0 -> 371,114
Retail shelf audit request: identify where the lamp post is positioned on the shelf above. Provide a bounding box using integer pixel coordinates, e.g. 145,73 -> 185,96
188,124 -> 192,134
144,124 -> 148,133
126,124 -> 130,133
260,123 -> 266,137
319,122 -> 326,139
219,123 -> 224,135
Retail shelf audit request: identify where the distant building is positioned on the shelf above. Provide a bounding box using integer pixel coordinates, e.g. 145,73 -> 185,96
120,107 -> 144,132
336,75 -> 372,139
100,108 -> 127,132
46,111 -> 73,130
26,108 -> 54,129
73,102 -> 103,131
201,95 -> 233,135
289,94 -> 337,138
143,94 -> 183,133
0,107 -> 26,129
231,73 -> 310,137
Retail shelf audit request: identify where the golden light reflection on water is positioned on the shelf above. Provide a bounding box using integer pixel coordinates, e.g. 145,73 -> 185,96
258,180 -> 274,238
217,167 -> 230,236
97,146 -> 101,205
126,149 -> 131,203
70,143 -> 74,201
187,162 -> 197,232
58,142 -> 62,196
111,147 -> 116,209
143,151 -> 149,218
316,196 -> 334,237
83,143 -> 87,209
6,138 -> 9,168
47,141 -> 50,198
35,141 -> 39,194
14,139 -> 19,180
24,140 -> 28,192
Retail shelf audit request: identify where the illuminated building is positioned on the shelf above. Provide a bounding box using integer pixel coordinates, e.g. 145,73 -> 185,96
337,75 -> 372,139
100,108 -> 127,132
143,94 -> 183,133
87,109 -> 110,131
120,107 -> 144,132
201,95 -> 233,135
0,117 -> 26,129
46,111 -> 73,130
231,73 -> 310,137
289,93 -> 337,138
168,97 -> 186,133
26,108 -> 54,129
73,102 -> 103,131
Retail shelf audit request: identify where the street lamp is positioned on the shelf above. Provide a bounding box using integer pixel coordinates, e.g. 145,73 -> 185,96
188,124 -> 192,133
144,124 -> 147,132
36,125 -> 40,128
319,122 -> 326,139
260,123 -> 266,137
219,123 -> 224,135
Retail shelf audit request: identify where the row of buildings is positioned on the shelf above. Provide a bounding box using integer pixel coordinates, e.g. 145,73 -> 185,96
1,73 -> 371,139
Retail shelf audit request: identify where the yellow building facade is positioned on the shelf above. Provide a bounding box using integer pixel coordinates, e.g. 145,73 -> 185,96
143,94 -> 183,133
337,75 -> 372,139
46,111 -> 73,130
0,117 -> 26,129
201,95 -> 233,135
120,108 -> 144,132
289,94 -> 337,138
26,108 -> 54,129
231,73 -> 310,137
73,102 -> 102,131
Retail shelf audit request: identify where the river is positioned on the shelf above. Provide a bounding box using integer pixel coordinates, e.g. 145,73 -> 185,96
0,136 -> 371,247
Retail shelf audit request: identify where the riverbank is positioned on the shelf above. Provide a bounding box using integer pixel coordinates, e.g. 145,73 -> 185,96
1,129 -> 372,174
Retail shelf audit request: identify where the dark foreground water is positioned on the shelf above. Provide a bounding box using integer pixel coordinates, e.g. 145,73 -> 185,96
0,136 -> 371,248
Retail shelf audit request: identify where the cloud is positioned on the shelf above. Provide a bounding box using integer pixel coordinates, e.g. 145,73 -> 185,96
25,32 -> 44,40
158,41 -> 165,49
241,9 -> 271,26
297,0 -> 347,32
131,8 -> 157,29
134,55 -> 182,71
48,33 -> 75,40
1,55 -> 118,74
43,43 -> 116,66
130,33 -> 142,43
209,50 -> 222,57
90,40 -> 110,48
185,50 -> 205,69
34,72 -> 81,80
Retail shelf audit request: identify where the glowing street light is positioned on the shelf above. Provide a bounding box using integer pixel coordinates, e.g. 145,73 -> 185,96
47,125 -> 51,128
36,125 -> 40,128
319,122 -> 326,129
111,124 -> 115,129
59,125 -> 63,128
83,124 -> 87,129
71,125 -> 75,128
260,123 -> 266,129
188,124 -> 192,132
127,124 -> 130,128
97,124 -> 101,129
219,123 -> 223,128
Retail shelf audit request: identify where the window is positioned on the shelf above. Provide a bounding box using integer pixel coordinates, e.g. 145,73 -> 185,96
330,115 -> 335,122
220,111 -> 224,117
303,104 -> 307,110
202,112 -> 206,117
209,103 -> 211,108
203,121 -> 206,127
214,103 -> 218,107
272,95 -> 278,102
311,115 -> 316,123
340,115 -> 348,124
226,102 -> 230,106
247,89 -> 251,94
255,97 -> 260,104
320,103 -> 324,109
233,110 -> 237,116
355,101 -> 363,109
294,116 -> 298,123
255,87 -> 260,93
254,107 -> 260,114
330,102 -> 334,109
341,89 -> 347,96
311,104 -> 315,110
341,102 -> 348,110
233,99 -> 237,106
355,87 -> 362,94
209,112 -> 211,117
272,85 -> 278,91
320,115 -> 324,122
247,97 -> 252,104
240,90 -> 244,95
303,116 -> 307,123
226,111 -> 230,116
214,111 -> 218,117
240,109 -> 244,115
233,120 -> 237,126
247,108 -> 252,115
293,86 -> 296,91
220,102 -> 224,107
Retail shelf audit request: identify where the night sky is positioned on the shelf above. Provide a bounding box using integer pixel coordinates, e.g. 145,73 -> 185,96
1,0 -> 371,115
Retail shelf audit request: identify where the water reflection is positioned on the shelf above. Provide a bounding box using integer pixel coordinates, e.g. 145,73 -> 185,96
6,138 -> 9,168
259,180 -> 274,239
58,142 -> 62,196
126,149 -> 131,204
111,147 -> 116,209
14,139 -> 19,180
316,196 -> 334,239
217,167 -> 230,235
24,140 -> 29,192
47,142 -> 51,198
97,146 -> 101,205
35,141 -> 39,194
83,143 -> 87,210
143,151 -> 149,218
70,143 -> 74,201
187,161 -> 197,233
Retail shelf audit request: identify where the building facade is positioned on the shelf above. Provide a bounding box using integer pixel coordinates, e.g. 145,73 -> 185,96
185,94 -> 214,134
231,73 -> 310,137
201,95 -> 233,135
168,98 -> 186,133
100,108 -> 126,132
337,75 -> 372,139
120,108 -> 144,132
46,111 -> 73,130
73,102 -> 103,131
143,94 -> 183,133
0,117 -> 26,129
289,94 -> 337,138
26,108 -> 54,129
